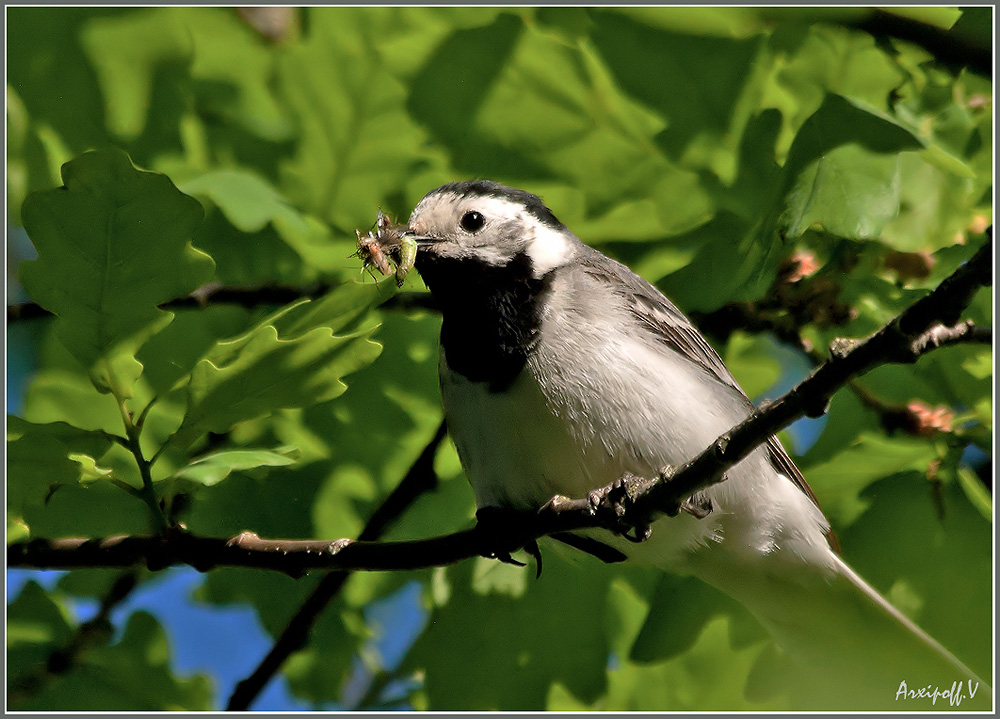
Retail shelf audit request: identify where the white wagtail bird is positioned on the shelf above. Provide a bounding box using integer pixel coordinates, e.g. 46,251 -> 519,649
390,180 -> 987,708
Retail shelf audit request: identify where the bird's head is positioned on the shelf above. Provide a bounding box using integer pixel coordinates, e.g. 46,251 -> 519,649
404,180 -> 580,281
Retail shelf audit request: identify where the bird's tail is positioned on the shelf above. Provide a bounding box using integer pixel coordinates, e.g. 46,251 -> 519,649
694,548 -> 991,710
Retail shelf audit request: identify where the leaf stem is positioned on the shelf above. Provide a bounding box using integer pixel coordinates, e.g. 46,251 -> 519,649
127,431 -> 169,534
148,443 -> 169,469
109,477 -> 144,499
134,394 -> 159,430
116,397 -> 169,534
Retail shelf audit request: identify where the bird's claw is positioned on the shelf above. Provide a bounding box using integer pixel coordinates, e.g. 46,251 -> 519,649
475,507 -> 544,577
587,473 -> 656,543
679,492 -> 714,519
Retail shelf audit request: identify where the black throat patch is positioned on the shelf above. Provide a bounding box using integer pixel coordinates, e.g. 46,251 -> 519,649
416,251 -> 554,393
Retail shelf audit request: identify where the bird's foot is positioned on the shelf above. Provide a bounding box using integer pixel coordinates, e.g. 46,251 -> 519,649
657,466 -> 715,519
587,473 -> 655,543
474,506 -> 544,578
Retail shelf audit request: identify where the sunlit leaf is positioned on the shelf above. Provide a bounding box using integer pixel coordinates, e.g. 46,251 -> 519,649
170,284 -> 383,448
19,149 -> 214,397
780,94 -> 923,240
174,446 -> 299,487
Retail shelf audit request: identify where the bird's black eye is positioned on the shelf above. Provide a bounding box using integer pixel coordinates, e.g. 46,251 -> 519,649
460,210 -> 485,233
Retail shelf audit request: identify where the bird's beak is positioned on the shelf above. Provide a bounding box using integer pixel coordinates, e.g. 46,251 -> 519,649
399,229 -> 440,247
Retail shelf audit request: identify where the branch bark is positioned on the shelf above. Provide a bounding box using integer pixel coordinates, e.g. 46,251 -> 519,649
6,282 -> 340,324
9,234 -> 992,575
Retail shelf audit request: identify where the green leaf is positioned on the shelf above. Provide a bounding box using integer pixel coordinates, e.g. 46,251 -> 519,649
19,149 -> 214,397
22,370 -> 125,434
7,581 -> 75,708
7,417 -> 116,523
591,10 -> 763,168
779,94 -> 923,240
178,169 -> 356,277
178,169 -> 303,234
170,283 -> 383,447
839,474 -> 992,680
22,481 -> 153,539
949,7 -> 992,53
580,616 -> 783,710
183,8 -> 294,141
604,6 -> 763,37
133,305 -> 252,397
6,8 -> 112,219
68,453 -> 116,484
174,325 -> 380,447
188,210 -> 318,288
723,332 -> 783,399
174,446 -> 299,487
197,569 -> 320,636
879,153 -> 981,252
7,581 -> 74,650
404,558 -> 613,710
956,467 -> 992,522
658,213 -> 780,311
629,573 -> 745,663
802,432 -> 938,526
783,144 -> 902,239
80,9 -> 193,141
277,8 -> 430,228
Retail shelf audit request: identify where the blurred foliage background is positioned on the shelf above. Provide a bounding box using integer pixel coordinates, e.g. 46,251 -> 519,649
6,6 -> 993,711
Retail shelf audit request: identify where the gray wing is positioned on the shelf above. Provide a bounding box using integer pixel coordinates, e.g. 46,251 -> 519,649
576,246 -> 748,396
575,246 -> 829,520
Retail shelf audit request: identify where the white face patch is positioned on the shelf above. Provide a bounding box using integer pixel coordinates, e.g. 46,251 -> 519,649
461,195 -> 574,277
525,222 -> 572,277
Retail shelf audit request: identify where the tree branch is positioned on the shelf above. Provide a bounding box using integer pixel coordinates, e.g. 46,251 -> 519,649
9,235 -> 992,575
6,282 -> 340,324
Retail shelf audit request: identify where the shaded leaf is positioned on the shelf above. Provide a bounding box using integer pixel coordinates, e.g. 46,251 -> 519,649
7,581 -> 74,650
16,611 -> 213,710
277,8 -> 429,228
7,417 -> 116,522
629,573 -> 738,662
22,481 -> 154,539
178,169 -> 355,277
802,432 -> 938,526
80,8 -> 193,141
404,558 -> 612,710
179,169 -> 303,235
723,332 -> 783,399
840,474 -> 992,679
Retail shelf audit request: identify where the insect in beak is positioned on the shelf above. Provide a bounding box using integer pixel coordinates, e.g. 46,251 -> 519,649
354,210 -> 426,287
